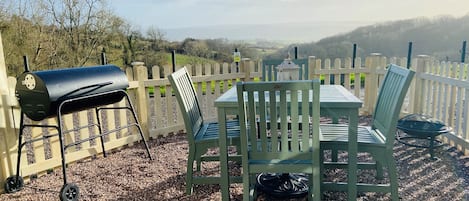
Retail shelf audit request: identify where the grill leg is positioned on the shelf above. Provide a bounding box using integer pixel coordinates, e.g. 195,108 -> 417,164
429,136 -> 436,160
14,112 -> 26,185
57,104 -> 69,185
95,108 -> 107,157
124,92 -> 153,160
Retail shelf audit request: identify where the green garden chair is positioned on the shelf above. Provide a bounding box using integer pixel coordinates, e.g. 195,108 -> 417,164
237,80 -> 321,201
168,67 -> 241,195
320,64 -> 415,200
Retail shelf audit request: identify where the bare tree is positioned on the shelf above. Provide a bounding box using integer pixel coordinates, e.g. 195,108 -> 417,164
146,26 -> 166,51
118,22 -> 143,66
44,0 -> 119,66
0,0 -> 52,73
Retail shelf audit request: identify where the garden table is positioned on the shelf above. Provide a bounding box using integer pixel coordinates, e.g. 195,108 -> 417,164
215,84 -> 362,200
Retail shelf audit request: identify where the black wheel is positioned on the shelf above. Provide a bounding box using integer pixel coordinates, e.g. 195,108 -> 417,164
60,183 -> 79,201
4,175 -> 24,193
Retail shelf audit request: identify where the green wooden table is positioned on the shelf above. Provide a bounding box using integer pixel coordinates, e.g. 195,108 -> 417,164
215,84 -> 363,200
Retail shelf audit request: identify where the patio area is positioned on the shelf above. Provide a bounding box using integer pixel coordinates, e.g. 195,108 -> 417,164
0,116 -> 467,201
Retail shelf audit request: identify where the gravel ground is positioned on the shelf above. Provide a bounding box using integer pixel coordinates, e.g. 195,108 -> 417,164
1,116 -> 468,201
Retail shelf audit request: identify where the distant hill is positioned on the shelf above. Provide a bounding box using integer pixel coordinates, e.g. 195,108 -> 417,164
162,21 -> 373,43
266,15 -> 469,62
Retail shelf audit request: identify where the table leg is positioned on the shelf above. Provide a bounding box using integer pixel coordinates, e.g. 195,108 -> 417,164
348,109 -> 358,200
218,108 -> 230,201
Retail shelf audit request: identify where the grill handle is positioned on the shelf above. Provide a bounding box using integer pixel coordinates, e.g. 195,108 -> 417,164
59,81 -> 114,100
75,81 -> 113,91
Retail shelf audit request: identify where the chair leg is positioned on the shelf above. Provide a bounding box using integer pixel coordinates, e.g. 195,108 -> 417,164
186,149 -> 196,195
251,174 -> 257,201
387,156 -> 399,201
307,172 -> 321,201
233,145 -> 242,165
194,148 -> 203,171
331,149 -> 338,162
319,149 -> 325,200
242,171 -> 252,201
369,151 -> 384,180
308,173 -> 314,201
196,158 -> 202,171
375,160 -> 384,180
249,188 -> 255,201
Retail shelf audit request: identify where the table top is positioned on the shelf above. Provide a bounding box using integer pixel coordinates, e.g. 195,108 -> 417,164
215,84 -> 362,109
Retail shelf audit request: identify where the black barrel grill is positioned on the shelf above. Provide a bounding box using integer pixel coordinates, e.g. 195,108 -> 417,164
5,63 -> 152,201
16,65 -> 129,121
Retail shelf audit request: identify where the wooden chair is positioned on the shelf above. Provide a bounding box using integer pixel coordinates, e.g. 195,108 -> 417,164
168,67 -> 241,195
237,80 -> 321,201
320,64 -> 415,200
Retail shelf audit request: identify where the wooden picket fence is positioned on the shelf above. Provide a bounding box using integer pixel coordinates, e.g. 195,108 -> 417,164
0,51 -> 468,194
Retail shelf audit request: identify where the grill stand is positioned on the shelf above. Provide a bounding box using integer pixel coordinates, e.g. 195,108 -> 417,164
396,130 -> 445,160
5,89 -> 152,201
396,114 -> 451,160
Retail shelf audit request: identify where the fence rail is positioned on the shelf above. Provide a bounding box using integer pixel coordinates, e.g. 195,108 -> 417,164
0,53 -> 468,194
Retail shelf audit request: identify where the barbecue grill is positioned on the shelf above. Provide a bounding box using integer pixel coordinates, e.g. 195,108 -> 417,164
16,65 -> 129,121
4,58 -> 152,201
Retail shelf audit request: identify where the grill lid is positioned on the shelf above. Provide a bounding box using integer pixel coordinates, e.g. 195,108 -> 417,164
16,65 -> 128,121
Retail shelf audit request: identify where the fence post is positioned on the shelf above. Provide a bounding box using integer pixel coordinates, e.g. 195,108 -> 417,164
126,66 -> 134,81
0,33 -> 7,96
364,53 -> 382,115
353,57 -> 362,98
411,55 -> 429,114
0,33 -> 17,193
241,58 -> 251,82
308,56 -> 320,79
132,62 -> 150,139
0,32 -> 8,189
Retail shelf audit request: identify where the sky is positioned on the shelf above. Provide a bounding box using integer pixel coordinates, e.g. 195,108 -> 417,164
110,0 -> 469,41
111,0 -> 469,29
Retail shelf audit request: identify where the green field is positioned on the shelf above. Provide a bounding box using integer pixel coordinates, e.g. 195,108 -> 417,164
166,53 -> 218,66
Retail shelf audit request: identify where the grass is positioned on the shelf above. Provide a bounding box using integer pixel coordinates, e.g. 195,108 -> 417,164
148,73 -> 365,97
166,53 -> 218,66
320,73 -> 366,86
148,80 -> 232,97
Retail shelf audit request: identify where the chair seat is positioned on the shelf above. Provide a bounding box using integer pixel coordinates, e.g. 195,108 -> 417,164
195,120 -> 240,142
320,124 -> 386,146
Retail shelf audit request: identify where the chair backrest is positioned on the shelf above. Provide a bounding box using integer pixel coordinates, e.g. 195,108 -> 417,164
371,64 -> 415,147
168,67 -> 204,144
237,80 -> 321,161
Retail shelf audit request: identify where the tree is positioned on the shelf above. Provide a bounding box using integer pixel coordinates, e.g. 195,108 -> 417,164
118,22 -> 144,66
180,38 -> 210,58
43,0 -> 119,67
146,26 -> 166,51
0,0 -> 127,74
0,0 -> 53,74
